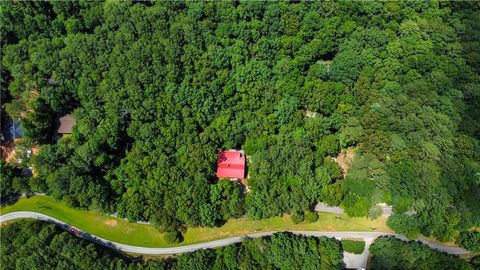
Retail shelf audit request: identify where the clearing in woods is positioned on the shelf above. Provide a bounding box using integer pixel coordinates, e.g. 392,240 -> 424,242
334,148 -> 355,177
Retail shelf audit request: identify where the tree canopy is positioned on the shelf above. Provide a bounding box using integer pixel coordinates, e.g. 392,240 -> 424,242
370,237 -> 475,270
1,1 -> 479,242
1,220 -> 343,270
457,231 -> 480,252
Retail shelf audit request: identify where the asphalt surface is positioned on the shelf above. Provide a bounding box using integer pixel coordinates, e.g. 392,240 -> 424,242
315,203 -> 393,216
314,203 -> 346,214
0,211 -> 470,268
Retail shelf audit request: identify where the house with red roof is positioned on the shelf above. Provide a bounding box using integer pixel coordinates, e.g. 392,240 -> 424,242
216,150 -> 246,179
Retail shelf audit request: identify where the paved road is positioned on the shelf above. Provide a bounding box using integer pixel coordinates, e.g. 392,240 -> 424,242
0,211 -> 470,268
315,203 -> 346,214
341,236 -> 375,269
315,203 -> 393,216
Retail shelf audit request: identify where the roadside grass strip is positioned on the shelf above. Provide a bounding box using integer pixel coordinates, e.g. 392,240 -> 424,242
341,239 -> 366,254
1,196 -> 392,247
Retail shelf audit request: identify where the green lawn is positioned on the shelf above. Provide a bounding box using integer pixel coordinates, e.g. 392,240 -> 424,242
1,196 -> 392,247
341,239 -> 366,254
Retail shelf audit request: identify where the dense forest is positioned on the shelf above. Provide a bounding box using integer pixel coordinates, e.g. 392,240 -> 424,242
1,1 -> 479,241
0,160 -> 29,201
369,237 -> 477,270
1,220 -> 343,270
457,231 -> 480,252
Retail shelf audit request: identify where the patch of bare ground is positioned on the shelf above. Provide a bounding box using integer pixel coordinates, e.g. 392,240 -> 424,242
104,219 -> 118,227
32,145 -> 39,155
1,142 -> 16,163
334,148 -> 355,177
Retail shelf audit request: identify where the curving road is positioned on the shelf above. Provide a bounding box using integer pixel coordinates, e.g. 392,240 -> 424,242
0,211 -> 469,268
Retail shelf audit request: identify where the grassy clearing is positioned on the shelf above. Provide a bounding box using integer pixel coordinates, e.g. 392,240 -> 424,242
341,239 -> 366,254
459,252 -> 480,261
1,196 -> 392,247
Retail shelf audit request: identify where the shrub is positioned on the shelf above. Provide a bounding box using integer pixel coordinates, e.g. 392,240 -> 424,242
368,206 -> 383,220
164,230 -> 183,244
343,195 -> 370,217
305,211 -> 319,223
387,214 -> 420,239
291,212 -> 304,224
471,255 -> 480,268
341,239 -> 365,254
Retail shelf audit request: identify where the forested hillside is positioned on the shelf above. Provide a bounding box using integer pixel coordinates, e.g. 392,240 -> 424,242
370,237 -> 476,270
1,1 -> 479,241
1,220 -> 343,270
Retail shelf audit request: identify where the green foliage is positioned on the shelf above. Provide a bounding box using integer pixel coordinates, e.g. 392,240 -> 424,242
305,211 -> 319,223
471,256 -> 480,269
343,195 -> 370,217
368,206 -> 383,220
0,219 -> 169,270
457,231 -> 480,252
174,232 -> 343,270
320,183 -> 345,206
21,98 -> 54,143
0,161 -> 18,200
341,239 -> 365,254
266,232 -> 343,270
243,136 -> 267,155
0,161 -> 28,201
1,1 -> 479,243
247,131 -> 338,219
164,230 -> 184,244
291,212 -> 305,224
392,197 -> 413,214
370,237 -> 474,270
1,220 -> 343,270
387,214 -> 420,239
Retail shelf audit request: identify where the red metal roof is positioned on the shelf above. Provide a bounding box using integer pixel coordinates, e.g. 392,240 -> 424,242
216,151 -> 245,179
